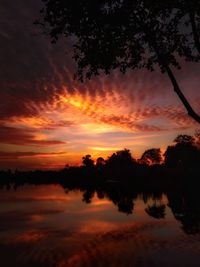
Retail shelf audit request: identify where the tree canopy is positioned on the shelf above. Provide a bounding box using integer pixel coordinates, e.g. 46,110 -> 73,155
82,154 -> 94,168
164,134 -> 199,167
140,148 -> 162,165
106,148 -> 135,167
37,0 -> 200,123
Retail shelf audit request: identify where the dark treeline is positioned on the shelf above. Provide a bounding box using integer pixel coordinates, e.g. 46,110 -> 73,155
1,133 -> 200,235
1,133 -> 200,189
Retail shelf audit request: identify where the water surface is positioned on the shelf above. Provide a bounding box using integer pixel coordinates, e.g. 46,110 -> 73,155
0,184 -> 200,267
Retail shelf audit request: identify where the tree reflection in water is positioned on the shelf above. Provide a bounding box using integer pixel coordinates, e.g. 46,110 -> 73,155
80,185 -> 200,235
1,177 -> 200,235
145,204 -> 166,219
167,192 -> 200,234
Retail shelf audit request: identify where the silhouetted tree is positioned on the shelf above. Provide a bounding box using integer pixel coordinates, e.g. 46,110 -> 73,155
150,0 -> 200,54
96,157 -> 106,168
164,134 -> 199,167
82,154 -> 94,168
139,148 -> 162,165
106,149 -> 135,168
174,134 -> 195,145
37,0 -> 200,123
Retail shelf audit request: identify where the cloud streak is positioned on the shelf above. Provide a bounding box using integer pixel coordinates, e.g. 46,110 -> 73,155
0,0 -> 200,169
0,151 -> 67,160
0,125 -> 65,146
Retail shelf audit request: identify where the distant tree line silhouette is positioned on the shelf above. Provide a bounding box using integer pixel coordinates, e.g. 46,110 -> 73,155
81,132 -> 200,170
0,132 -> 200,188
1,133 -> 200,234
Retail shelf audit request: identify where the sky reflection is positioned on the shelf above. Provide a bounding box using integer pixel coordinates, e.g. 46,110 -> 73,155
0,185 -> 200,267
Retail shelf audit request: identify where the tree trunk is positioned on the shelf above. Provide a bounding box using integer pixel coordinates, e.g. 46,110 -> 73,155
141,16 -> 200,124
164,64 -> 200,124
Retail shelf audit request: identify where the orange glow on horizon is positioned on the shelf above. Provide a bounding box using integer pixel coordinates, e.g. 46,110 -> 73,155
0,80 -> 197,170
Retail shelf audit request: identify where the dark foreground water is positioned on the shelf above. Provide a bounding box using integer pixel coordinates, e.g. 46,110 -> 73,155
0,184 -> 200,267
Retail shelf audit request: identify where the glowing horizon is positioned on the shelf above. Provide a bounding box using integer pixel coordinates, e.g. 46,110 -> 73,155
0,0 -> 200,170
0,84 -> 198,170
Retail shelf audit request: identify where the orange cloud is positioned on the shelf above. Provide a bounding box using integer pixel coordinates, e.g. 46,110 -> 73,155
0,125 -> 65,146
1,0 -> 200,170
0,151 -> 67,160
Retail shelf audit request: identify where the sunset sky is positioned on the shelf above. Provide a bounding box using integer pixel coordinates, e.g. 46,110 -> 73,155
1,0 -> 200,170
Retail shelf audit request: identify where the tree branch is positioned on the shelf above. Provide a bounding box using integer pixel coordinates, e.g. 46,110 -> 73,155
142,22 -> 200,124
165,64 -> 200,124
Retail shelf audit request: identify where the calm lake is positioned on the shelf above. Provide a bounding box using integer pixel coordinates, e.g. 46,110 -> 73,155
0,184 -> 200,267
